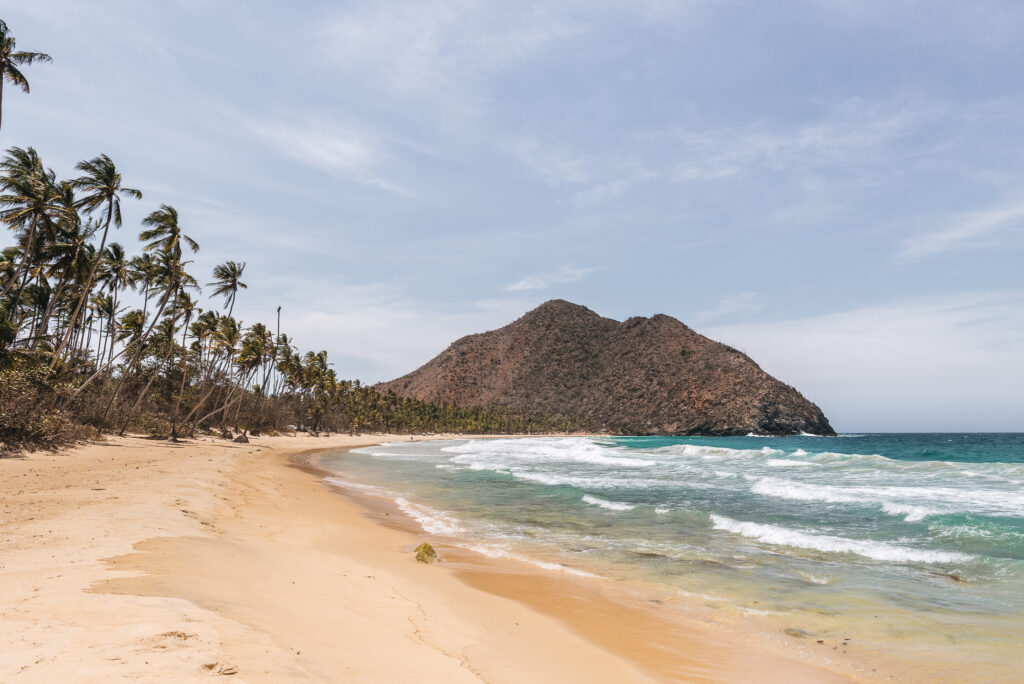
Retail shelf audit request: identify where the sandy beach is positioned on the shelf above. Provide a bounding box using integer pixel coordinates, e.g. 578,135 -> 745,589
0,434 -> 855,682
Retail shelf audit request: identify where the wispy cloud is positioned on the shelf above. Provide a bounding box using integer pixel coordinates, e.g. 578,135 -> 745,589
898,202 -> 1024,260
316,1 -> 581,107
670,97 -> 945,182
243,115 -> 416,197
504,266 -> 594,292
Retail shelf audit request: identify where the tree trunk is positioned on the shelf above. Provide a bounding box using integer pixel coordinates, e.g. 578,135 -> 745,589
169,319 -> 191,440
52,201 -> 113,367
37,270 -> 70,346
93,282 -> 174,436
1,216 -> 37,299
118,333 -> 176,436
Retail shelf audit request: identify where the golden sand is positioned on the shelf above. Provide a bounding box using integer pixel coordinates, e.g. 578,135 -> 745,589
0,434 -> 856,682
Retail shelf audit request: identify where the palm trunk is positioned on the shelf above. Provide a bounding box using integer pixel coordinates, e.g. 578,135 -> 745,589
36,270 -> 70,346
118,332 -> 176,436
179,349 -> 233,429
52,202 -> 113,367
93,282 -> 173,435
197,368 -> 256,429
1,217 -> 37,299
96,317 -> 106,364
108,290 -> 119,366
170,320 -> 192,440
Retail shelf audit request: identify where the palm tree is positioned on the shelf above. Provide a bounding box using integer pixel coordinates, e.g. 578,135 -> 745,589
96,208 -> 197,434
98,242 -> 129,364
139,204 -> 198,260
128,252 -> 157,322
169,291 -> 199,440
208,260 -> 247,317
236,321 -> 273,431
0,147 -> 65,300
35,209 -> 97,346
118,299 -> 185,436
0,20 -> 52,131
91,293 -> 114,362
53,155 -> 141,365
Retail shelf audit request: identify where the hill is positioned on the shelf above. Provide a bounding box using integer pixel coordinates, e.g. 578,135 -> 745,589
378,300 -> 834,436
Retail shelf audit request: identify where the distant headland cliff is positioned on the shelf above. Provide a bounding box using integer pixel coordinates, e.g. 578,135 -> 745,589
378,300 -> 834,436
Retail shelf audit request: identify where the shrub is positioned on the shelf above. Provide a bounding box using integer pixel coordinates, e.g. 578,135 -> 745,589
0,367 -> 91,455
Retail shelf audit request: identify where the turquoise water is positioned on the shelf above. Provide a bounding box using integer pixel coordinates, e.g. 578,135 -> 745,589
319,434 -> 1024,675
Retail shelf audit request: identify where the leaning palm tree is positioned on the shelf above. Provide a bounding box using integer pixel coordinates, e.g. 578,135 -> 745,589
98,242 -> 129,364
95,209 -> 198,435
168,291 -> 199,440
207,260 -> 246,317
53,155 -> 141,366
139,204 -> 198,259
0,20 -> 52,131
128,252 -> 157,321
0,147 -> 65,299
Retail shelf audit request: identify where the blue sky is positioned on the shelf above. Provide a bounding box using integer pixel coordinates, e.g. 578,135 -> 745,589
2,1 -> 1022,431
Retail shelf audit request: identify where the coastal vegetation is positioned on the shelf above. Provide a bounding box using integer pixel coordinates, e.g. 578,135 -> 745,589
0,144 -> 573,452
0,19 -> 573,453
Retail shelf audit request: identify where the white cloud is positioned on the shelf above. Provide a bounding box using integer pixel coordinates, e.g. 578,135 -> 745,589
898,202 -> 1024,260
504,266 -> 594,292
243,115 -> 416,197
703,292 -> 1024,431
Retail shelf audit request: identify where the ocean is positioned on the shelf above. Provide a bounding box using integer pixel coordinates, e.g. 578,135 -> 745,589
319,434 -> 1024,680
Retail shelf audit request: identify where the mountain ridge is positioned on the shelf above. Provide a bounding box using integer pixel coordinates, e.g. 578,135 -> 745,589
378,300 -> 834,436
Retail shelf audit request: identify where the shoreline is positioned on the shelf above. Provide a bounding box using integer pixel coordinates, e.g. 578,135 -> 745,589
311,449 -> 860,683
1,433 -> 854,682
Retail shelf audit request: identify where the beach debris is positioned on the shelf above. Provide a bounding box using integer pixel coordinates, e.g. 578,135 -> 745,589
232,434 -> 249,443
202,663 -> 238,675
414,542 -> 438,564
783,628 -> 812,639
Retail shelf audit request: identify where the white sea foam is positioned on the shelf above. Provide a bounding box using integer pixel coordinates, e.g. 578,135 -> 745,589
710,514 -> 973,564
791,449 -> 809,457
656,444 -> 782,460
394,497 -> 466,536
444,437 -> 657,469
751,476 -> 1024,518
324,477 -> 390,496
880,502 -> 938,522
465,543 -> 601,577
750,477 -> 861,504
655,506 -> 672,515
582,494 -> 637,511
766,459 -> 819,468
737,606 -> 787,616
799,572 -> 834,585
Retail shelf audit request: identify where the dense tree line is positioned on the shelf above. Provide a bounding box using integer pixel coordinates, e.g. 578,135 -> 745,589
0,19 -> 578,452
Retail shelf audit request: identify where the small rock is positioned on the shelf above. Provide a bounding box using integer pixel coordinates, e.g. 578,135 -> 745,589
784,628 -> 812,639
233,434 -> 249,443
414,542 -> 438,564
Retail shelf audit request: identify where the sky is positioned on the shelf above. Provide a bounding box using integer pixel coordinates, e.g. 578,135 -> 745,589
2,0 -> 1022,432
